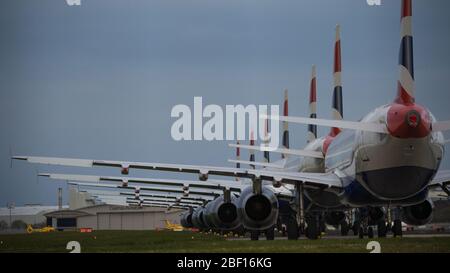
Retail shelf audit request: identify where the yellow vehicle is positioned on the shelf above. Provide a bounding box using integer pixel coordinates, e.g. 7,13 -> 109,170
163,220 -> 184,232
27,224 -> 55,234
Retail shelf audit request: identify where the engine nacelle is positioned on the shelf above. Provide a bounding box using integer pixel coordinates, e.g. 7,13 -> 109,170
180,211 -> 194,228
191,207 -> 207,230
272,178 -> 282,188
201,202 -> 214,230
203,195 -> 240,231
401,200 -> 434,226
199,171 -> 209,181
121,164 -> 130,175
134,188 -> 140,199
325,211 -> 346,226
236,186 -> 279,230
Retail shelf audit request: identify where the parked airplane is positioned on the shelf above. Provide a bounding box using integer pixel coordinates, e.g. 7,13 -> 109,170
12,0 -> 450,240
230,49 -> 350,240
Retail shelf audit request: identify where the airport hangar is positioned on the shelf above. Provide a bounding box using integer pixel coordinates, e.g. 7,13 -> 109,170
1,187 -> 182,231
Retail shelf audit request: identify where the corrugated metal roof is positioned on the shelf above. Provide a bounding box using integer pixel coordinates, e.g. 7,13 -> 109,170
0,205 -> 69,216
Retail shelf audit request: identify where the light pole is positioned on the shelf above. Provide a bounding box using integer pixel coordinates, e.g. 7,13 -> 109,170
6,202 -> 15,231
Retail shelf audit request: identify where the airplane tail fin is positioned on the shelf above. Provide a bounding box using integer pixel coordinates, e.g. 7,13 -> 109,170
282,89 -> 289,158
308,65 -> 318,143
330,25 -> 343,137
395,0 -> 415,105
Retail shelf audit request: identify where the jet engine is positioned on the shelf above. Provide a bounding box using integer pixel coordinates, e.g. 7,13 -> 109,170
180,211 -> 194,228
203,195 -> 240,231
191,207 -> 207,230
401,199 -> 434,226
134,187 -> 140,200
236,186 -> 279,230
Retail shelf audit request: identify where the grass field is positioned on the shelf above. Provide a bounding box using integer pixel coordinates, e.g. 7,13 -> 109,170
1,230 -> 449,253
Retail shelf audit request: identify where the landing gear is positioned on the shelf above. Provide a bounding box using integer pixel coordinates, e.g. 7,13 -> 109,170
352,220 -> 360,236
265,226 -> 275,240
340,220 -> 349,236
357,226 -> 374,239
296,184 -> 306,238
356,210 -> 370,239
377,220 -> 387,238
367,226 -> 374,238
286,217 -> 299,240
393,219 -> 402,237
250,230 -> 259,241
305,215 -> 320,240
319,216 -> 326,234
292,183 -> 311,239
358,227 -> 364,239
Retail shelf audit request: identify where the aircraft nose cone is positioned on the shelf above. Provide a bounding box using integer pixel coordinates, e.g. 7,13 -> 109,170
406,110 -> 420,128
387,103 -> 431,138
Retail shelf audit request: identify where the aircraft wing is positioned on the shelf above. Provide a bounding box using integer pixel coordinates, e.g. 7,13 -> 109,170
264,115 -> 450,134
227,159 -> 285,169
228,143 -> 324,159
87,192 -> 206,205
14,156 -> 343,190
428,170 -> 450,196
263,115 -> 388,133
39,173 -> 243,192
14,156 -> 248,179
67,181 -> 222,198
247,169 -> 343,189
80,189 -> 213,202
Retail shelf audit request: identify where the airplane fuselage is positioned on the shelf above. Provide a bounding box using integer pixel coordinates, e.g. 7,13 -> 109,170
325,103 -> 445,207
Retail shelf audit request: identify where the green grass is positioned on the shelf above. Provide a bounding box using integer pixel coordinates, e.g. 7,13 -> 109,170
0,230 -> 449,253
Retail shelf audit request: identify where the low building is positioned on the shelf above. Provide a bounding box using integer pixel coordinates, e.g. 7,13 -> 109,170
44,204 -> 182,230
0,205 -> 66,226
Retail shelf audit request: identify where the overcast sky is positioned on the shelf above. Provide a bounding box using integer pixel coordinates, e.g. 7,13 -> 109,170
1,0 -> 449,206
